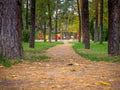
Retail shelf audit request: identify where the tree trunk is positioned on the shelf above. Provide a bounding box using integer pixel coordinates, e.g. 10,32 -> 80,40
0,1 -> 3,56
43,21 -> 46,42
48,0 -> 52,43
100,0 -> 103,44
30,0 -> 36,48
118,0 -> 120,55
90,18 -> 94,41
0,0 -> 23,59
108,0 -> 120,56
94,0 -> 98,42
77,0 -> 81,42
26,0 -> 29,29
119,19 -> 120,47
81,0 -> 90,49
80,0 -> 84,43
55,0 -> 58,42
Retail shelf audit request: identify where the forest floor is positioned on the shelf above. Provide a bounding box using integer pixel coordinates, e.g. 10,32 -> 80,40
0,42 -> 120,90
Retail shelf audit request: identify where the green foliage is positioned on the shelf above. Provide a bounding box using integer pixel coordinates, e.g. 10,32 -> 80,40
90,18 -> 94,41
0,57 -> 11,67
21,0 -> 109,42
72,42 -> 120,62
35,30 -> 39,39
89,0 -> 108,41
36,0 -> 55,32
22,0 -> 31,29
103,28 -> 108,41
22,29 -> 30,42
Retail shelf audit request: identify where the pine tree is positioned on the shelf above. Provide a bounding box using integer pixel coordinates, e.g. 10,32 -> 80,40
81,0 -> 90,49
108,0 -> 120,56
0,0 -> 23,59
30,0 -> 36,48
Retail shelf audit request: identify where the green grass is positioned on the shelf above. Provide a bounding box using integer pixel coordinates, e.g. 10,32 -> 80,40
72,42 -> 120,62
23,42 -> 63,53
24,56 -> 50,62
0,57 -> 11,67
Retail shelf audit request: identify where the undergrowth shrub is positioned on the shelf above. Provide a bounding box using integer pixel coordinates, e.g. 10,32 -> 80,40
22,29 -> 30,42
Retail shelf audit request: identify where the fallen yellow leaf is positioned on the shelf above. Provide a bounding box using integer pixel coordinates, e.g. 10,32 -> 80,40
11,75 -> 18,79
61,67 -> 66,70
74,63 -> 79,66
70,69 -> 76,72
99,81 -> 111,86
46,64 -> 50,67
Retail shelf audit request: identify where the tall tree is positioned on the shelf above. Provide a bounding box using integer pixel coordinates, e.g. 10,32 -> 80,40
26,0 -> 29,29
30,0 -> 36,48
118,1 -> 120,55
0,1 -> 2,56
36,0 -> 48,42
55,0 -> 58,42
77,0 -> 81,42
0,0 -> 23,59
43,21 -> 47,42
99,0 -> 103,44
81,0 -> 90,49
48,0 -> 52,43
94,0 -> 99,42
108,0 -> 120,56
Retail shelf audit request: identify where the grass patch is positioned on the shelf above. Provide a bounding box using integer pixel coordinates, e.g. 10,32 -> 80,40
0,57 -> 11,67
24,56 -> 50,62
23,42 -> 63,53
72,42 -> 120,62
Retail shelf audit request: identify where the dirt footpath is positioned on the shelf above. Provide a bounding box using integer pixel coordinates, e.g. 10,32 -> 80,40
0,43 -> 120,90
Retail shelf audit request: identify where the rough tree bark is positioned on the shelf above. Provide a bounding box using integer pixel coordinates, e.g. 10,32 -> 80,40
55,0 -> 58,42
43,21 -> 47,42
0,1 -> 3,56
0,0 -> 23,59
100,0 -> 103,44
119,1 -> 120,54
30,0 -> 36,48
77,0 -> 81,42
26,0 -> 29,29
81,0 -> 90,49
48,0 -> 52,43
94,0 -> 98,42
108,0 -> 120,56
